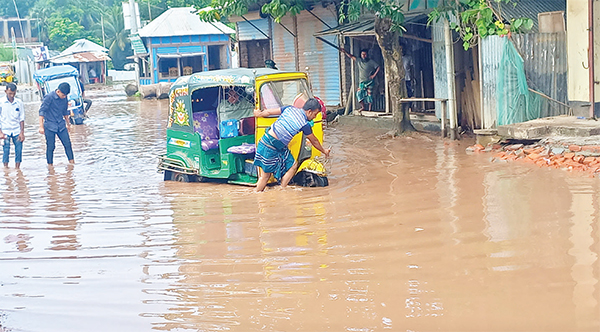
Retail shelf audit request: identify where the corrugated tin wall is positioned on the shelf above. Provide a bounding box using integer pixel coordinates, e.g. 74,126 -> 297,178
481,33 -> 568,128
237,18 -> 270,41
272,15 -> 297,72
296,5 -> 341,106
511,33 -> 568,116
272,4 -> 341,106
480,36 -> 503,129
432,23 -> 448,120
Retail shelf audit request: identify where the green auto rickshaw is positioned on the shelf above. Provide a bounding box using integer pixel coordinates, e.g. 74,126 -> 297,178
158,68 -> 328,187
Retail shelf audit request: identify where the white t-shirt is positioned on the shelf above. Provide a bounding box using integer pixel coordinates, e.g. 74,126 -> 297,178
0,96 -> 25,136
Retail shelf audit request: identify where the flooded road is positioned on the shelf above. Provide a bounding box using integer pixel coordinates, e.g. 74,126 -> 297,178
1,87 -> 598,332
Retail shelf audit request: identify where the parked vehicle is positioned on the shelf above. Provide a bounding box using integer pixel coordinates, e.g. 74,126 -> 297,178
33,65 -> 86,125
158,68 -> 328,187
0,62 -> 15,85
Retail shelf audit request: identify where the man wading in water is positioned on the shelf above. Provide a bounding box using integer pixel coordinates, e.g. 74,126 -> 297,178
38,82 -> 75,166
253,98 -> 330,192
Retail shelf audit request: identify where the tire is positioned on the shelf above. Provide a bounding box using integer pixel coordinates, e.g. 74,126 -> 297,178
292,171 -> 329,187
173,172 -> 195,182
163,170 -> 173,181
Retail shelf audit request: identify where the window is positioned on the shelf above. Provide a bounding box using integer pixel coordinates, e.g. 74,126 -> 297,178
259,79 -> 312,109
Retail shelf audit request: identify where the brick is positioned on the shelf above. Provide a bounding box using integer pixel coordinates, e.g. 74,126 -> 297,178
569,145 -> 582,152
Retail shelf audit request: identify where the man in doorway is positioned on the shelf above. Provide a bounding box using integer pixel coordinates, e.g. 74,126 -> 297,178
342,48 -> 380,114
0,83 -> 25,168
253,98 -> 330,192
38,82 -> 75,166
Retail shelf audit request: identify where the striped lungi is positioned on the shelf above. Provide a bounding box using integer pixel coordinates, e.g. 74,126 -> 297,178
253,130 -> 295,181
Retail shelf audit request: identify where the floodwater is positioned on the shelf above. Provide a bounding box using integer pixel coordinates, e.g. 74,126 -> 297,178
1,86 -> 599,332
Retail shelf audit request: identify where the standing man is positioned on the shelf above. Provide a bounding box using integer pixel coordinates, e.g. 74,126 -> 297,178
79,77 -> 92,116
253,98 -> 330,192
39,82 -> 75,166
342,48 -> 380,114
0,83 -> 25,168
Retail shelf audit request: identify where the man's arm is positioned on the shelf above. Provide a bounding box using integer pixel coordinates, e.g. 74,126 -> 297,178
370,65 -> 380,80
38,116 -> 45,134
341,49 -> 356,61
63,115 -> 71,132
254,107 -> 282,117
38,95 -> 50,134
18,121 -> 24,142
306,133 -> 330,158
18,101 -> 25,141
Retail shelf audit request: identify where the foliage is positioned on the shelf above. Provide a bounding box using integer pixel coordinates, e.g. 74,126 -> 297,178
428,0 -> 533,50
98,5 -> 133,69
47,17 -> 84,50
0,0 -> 37,17
0,46 -> 14,61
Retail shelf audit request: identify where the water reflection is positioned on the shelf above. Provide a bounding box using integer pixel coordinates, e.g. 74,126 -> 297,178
566,178 -> 599,331
45,166 -> 80,250
2,169 -> 32,252
0,91 -> 598,331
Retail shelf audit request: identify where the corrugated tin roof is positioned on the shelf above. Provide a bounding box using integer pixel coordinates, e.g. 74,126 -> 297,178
138,7 -> 235,37
60,39 -> 108,56
492,0 -> 566,32
314,12 -> 429,37
50,51 -> 111,64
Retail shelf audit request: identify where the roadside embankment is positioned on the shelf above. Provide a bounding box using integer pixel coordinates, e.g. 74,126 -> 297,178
467,139 -> 600,177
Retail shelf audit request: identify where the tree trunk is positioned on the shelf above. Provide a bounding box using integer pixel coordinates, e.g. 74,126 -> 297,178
374,17 -> 415,134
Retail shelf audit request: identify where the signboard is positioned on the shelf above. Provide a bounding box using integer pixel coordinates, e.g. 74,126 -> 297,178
32,46 -> 50,62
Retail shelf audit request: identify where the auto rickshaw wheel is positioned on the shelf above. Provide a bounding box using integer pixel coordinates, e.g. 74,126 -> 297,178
173,172 -> 194,182
163,170 -> 173,181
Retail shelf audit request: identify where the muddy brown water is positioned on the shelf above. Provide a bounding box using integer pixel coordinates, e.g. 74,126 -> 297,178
0,86 -> 598,332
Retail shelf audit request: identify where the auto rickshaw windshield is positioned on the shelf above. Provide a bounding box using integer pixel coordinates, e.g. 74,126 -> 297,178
46,76 -> 81,100
260,78 -> 312,109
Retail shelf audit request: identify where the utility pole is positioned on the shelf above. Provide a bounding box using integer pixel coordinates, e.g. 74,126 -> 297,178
101,15 -> 106,48
129,0 -> 138,34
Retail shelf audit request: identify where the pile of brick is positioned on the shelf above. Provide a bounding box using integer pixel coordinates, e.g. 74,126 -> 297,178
467,142 -> 600,176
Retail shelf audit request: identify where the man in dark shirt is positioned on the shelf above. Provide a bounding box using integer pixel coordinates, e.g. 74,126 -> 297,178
38,82 -> 74,165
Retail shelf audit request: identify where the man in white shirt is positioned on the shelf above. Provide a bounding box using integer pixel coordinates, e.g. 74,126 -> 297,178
0,83 -> 25,168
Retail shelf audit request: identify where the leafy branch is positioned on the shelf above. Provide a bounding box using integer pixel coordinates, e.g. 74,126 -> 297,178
428,0 -> 533,50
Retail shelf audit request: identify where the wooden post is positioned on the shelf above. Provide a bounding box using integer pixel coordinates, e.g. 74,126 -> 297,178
441,100 -> 447,138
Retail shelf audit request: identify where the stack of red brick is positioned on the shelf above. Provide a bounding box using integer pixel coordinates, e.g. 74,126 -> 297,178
467,143 -> 600,176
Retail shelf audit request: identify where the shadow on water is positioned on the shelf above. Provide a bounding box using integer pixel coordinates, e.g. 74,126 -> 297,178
0,85 -> 598,331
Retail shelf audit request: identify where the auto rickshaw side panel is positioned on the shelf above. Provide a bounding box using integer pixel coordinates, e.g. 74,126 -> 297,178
254,72 -> 324,160
164,83 -> 203,173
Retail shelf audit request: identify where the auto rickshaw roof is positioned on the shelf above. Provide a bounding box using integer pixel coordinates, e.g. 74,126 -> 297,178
33,65 -> 79,84
172,68 -> 302,91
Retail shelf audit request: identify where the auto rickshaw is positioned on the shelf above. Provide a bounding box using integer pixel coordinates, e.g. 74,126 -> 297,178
0,62 -> 15,85
33,65 -> 86,125
158,68 -> 328,187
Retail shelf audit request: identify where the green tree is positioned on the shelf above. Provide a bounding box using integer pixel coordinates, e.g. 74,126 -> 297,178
0,46 -> 14,61
429,0 -> 533,50
200,0 -> 416,134
98,5 -> 133,69
48,16 -> 84,50
31,0 -> 105,50
0,0 -> 37,17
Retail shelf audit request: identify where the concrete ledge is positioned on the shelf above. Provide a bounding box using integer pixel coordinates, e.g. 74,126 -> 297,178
497,115 -> 600,139
336,114 -> 441,133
